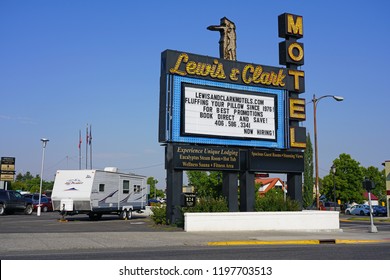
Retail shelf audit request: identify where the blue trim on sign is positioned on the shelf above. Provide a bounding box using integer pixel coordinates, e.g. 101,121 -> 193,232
170,76 -> 286,148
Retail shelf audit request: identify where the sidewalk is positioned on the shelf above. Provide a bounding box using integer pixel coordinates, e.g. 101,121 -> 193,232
1,224 -> 389,253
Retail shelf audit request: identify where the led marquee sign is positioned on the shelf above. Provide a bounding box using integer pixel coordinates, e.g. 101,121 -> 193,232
161,74 -> 286,148
183,85 -> 277,140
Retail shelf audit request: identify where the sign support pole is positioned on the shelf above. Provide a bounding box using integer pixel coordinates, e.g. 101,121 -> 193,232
239,170 -> 255,211
222,172 -> 238,212
287,173 -> 303,207
165,144 -> 184,224
239,150 -> 255,212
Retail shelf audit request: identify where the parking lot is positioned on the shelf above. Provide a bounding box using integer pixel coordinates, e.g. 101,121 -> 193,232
0,211 -> 174,234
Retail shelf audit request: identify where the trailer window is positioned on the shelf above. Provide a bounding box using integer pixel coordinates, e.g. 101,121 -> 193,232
99,184 -> 105,192
123,180 -> 130,194
134,185 -> 141,193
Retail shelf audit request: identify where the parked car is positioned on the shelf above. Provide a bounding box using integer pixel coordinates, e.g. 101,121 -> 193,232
372,205 -> 387,216
30,194 -> 53,212
306,200 -> 340,211
345,204 -> 370,216
0,189 -> 34,215
23,193 -> 32,200
148,198 -> 161,206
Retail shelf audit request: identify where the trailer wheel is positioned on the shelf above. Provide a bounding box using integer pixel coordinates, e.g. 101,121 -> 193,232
119,210 -> 127,220
127,210 -> 132,220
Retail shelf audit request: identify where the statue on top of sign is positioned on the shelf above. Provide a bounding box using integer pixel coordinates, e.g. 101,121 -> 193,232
207,17 -> 236,61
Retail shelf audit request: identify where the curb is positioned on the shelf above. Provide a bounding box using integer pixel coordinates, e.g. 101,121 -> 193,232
208,239 -> 389,246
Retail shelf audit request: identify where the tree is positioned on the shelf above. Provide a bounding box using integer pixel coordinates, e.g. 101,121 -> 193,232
362,166 -> 386,204
147,177 -> 164,199
26,176 -> 42,193
16,171 -> 33,182
9,181 -> 27,191
186,171 -> 223,198
11,171 -> 53,193
321,153 -> 364,204
303,133 -> 314,208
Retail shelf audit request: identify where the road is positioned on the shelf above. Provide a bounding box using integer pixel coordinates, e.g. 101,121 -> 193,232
3,242 -> 390,260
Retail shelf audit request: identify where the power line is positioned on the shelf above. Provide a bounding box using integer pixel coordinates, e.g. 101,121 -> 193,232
119,163 -> 164,172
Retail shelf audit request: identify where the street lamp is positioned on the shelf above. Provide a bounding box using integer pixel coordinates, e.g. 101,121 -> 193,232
331,163 -> 336,211
313,94 -> 343,210
37,138 -> 49,216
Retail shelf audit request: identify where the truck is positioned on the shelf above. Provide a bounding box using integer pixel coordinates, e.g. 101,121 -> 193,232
51,168 -> 149,220
0,189 -> 34,215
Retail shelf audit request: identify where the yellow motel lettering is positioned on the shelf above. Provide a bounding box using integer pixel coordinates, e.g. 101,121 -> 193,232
287,14 -> 303,37
290,127 -> 306,149
289,98 -> 306,120
287,42 -> 304,62
169,52 -> 305,91
169,53 -> 226,79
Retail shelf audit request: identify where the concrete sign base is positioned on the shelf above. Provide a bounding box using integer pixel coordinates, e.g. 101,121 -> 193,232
184,211 -> 340,232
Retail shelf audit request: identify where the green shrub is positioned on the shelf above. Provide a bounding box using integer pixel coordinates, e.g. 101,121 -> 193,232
182,196 -> 228,213
150,197 -> 228,227
254,189 -> 300,211
150,205 -> 167,225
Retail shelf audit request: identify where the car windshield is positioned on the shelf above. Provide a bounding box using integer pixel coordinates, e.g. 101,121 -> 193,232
14,192 -> 23,199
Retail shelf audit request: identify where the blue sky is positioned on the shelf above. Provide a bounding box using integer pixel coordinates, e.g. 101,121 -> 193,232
1,0 -> 389,188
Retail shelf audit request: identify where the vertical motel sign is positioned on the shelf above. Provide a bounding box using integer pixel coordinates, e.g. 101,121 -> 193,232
279,13 -> 306,149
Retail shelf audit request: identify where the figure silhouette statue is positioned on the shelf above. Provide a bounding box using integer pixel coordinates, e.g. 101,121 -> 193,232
207,17 -> 236,61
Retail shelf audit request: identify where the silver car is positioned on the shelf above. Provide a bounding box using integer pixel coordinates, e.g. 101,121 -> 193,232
345,204 -> 370,216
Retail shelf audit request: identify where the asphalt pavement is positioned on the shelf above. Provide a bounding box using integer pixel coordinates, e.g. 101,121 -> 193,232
1,214 -> 389,254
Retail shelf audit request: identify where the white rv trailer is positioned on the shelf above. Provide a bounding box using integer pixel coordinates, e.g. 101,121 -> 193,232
51,168 -> 149,220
